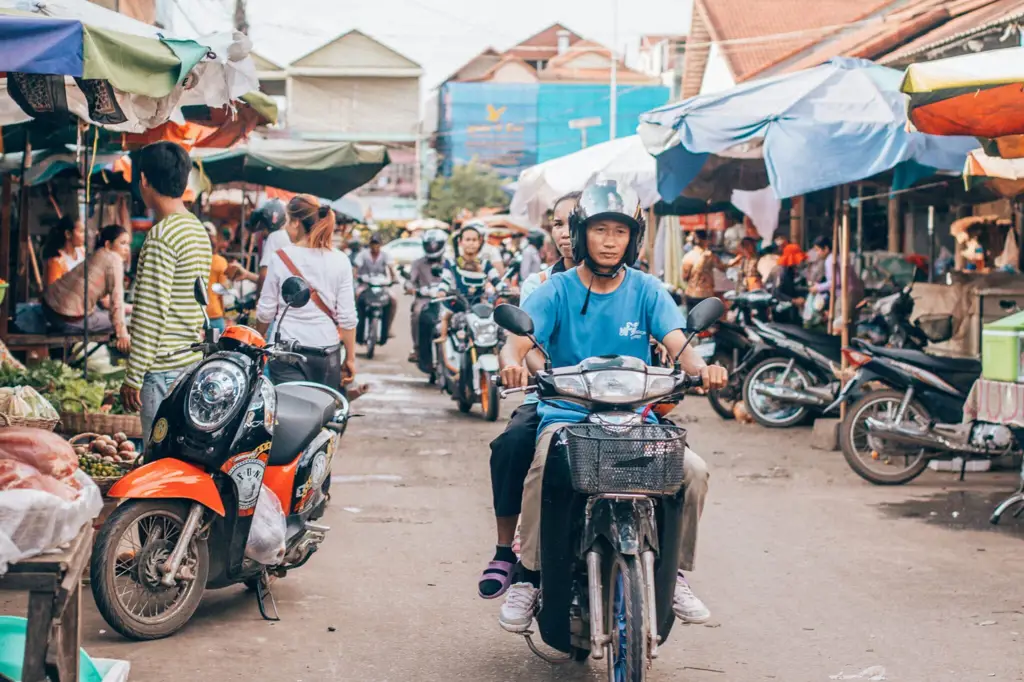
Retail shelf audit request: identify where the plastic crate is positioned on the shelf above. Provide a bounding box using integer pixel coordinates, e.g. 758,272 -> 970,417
982,310 -> 1024,382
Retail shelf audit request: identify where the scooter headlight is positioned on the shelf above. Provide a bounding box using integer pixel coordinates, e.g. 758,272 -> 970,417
247,376 -> 277,435
187,360 -> 248,432
471,318 -> 499,346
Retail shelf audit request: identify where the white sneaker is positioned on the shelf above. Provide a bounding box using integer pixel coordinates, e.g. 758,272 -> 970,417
499,582 -> 539,633
673,573 -> 711,624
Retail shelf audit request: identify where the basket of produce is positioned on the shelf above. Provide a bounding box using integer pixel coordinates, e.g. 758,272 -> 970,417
70,433 -> 139,496
62,409 -> 142,440
0,386 -> 60,431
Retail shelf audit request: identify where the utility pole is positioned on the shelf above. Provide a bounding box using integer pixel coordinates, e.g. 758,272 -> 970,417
609,0 -> 618,140
233,0 -> 249,33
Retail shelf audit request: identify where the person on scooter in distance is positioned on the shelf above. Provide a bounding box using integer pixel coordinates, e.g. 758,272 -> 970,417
354,233 -> 399,343
434,224 -> 500,341
495,177 -> 728,633
405,228 -> 446,364
478,191 -> 579,600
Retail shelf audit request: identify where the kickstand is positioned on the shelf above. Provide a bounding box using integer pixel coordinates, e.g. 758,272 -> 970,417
255,574 -> 280,622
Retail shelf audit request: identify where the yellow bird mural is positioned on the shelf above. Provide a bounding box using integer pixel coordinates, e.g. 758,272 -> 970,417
486,104 -> 507,123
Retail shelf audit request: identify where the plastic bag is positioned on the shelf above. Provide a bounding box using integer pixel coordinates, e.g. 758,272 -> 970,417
0,427 -> 78,480
0,470 -> 102,574
244,486 -> 286,566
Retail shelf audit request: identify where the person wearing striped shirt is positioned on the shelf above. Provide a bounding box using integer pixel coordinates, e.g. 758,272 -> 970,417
120,142 -> 213,446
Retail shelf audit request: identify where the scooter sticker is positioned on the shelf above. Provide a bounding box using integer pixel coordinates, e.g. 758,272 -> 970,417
151,418 -> 168,444
222,442 -> 271,516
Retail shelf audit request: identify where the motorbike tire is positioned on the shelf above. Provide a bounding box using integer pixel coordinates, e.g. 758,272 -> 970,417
366,323 -> 377,360
481,371 -> 500,422
839,390 -> 931,486
605,553 -> 647,682
90,500 -> 210,641
742,358 -> 812,429
706,351 -> 738,421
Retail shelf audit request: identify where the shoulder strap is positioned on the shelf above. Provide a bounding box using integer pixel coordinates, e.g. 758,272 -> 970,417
275,250 -> 339,326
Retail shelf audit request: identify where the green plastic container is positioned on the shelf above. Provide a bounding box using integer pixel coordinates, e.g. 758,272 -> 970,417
0,616 -> 102,682
982,310 -> 1024,382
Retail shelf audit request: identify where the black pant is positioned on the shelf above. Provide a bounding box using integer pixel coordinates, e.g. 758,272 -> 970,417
417,304 -> 440,372
489,402 -> 540,517
268,346 -> 342,389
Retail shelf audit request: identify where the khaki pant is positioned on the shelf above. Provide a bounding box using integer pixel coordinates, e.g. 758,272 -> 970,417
520,423 -> 709,573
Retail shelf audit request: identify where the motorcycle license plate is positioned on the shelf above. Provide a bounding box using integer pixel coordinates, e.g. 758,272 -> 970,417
697,341 -> 716,360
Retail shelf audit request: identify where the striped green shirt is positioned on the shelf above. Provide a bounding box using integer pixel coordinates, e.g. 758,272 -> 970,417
125,213 -> 212,389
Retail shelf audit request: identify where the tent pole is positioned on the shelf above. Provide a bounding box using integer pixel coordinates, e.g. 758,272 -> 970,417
855,182 -> 863,259
927,205 -> 935,283
828,187 -> 839,334
840,209 -> 850,421
18,134 -> 31,301
0,175 -> 11,339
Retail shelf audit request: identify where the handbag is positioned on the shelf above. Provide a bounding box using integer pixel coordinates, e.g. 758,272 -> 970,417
274,250 -> 343,340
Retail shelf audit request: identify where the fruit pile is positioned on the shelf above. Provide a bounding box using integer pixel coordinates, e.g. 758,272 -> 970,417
72,432 -> 137,479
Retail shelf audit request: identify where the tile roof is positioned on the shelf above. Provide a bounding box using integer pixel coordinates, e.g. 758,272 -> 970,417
881,0 -> 1024,63
504,23 -> 584,62
698,0 -> 900,81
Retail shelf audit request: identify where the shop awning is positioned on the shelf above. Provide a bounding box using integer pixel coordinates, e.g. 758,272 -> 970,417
0,0 -> 258,131
639,58 -> 977,200
194,138 -> 391,200
901,47 -> 1024,139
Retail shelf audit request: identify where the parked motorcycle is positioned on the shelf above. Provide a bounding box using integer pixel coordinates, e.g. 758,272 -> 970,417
357,273 -> 394,359
493,298 -> 723,680
831,339 -> 1018,485
90,276 -> 350,640
853,278 -> 933,350
435,292 -> 502,421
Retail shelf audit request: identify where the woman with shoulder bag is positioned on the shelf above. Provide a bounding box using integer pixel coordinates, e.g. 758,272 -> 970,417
255,194 -> 357,387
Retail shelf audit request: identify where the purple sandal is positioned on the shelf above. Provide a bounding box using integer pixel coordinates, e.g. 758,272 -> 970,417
478,560 -> 516,599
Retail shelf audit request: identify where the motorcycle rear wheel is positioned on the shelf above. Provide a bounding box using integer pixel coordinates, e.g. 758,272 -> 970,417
839,390 -> 931,485
742,358 -> 812,428
606,553 -> 647,682
366,322 -> 377,359
90,500 -> 209,640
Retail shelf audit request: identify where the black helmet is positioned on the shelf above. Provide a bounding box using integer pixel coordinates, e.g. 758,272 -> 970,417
249,199 -> 287,232
526,230 -> 546,250
422,228 -> 446,260
568,176 -> 645,277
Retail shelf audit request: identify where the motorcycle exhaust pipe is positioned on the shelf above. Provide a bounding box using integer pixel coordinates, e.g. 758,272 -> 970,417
751,383 -> 830,407
863,418 -> 993,455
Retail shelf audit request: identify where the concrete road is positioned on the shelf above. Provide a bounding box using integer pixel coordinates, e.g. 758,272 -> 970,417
6,301 -> 1024,681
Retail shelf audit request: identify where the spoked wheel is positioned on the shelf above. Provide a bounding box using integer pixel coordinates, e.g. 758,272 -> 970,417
481,371 -> 500,422
90,501 -> 209,640
606,554 -> 647,682
839,390 -> 931,485
742,358 -> 812,428
706,351 -> 739,420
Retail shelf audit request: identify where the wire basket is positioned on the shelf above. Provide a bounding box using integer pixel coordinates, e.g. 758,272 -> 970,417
0,411 -> 59,432
562,423 -> 687,496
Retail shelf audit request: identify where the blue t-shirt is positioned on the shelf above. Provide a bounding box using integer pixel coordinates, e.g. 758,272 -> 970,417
522,268 -> 686,434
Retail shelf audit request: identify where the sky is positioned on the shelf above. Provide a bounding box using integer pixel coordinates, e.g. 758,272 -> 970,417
169,0 -> 692,89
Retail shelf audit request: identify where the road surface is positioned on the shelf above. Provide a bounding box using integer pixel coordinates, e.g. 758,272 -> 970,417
5,298 -> 1023,681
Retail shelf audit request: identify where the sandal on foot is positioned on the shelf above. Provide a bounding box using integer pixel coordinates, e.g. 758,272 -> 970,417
478,560 -> 516,599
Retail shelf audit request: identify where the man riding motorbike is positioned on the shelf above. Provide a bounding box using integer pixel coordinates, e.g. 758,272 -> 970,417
434,224 -> 500,340
479,192 -> 579,600
495,177 -> 727,633
354,233 -> 399,343
405,228 -> 446,363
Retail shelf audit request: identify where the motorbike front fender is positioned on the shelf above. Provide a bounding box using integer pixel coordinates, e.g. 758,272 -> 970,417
583,498 -> 658,557
473,352 -> 499,374
108,458 -> 226,516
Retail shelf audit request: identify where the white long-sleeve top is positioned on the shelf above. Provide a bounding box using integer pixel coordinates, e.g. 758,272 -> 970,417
256,245 -> 358,347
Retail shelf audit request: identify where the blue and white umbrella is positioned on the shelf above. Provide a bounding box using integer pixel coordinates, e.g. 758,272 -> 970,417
639,58 -> 977,200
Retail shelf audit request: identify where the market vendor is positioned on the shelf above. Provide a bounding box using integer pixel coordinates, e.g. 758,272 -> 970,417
42,225 -> 131,353
42,216 -> 86,286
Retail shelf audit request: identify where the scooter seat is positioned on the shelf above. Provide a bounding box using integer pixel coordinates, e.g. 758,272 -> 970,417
866,345 -> 981,393
269,384 -> 336,466
774,324 -> 842,358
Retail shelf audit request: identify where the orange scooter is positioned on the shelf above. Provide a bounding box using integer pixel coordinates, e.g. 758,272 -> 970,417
89,276 -> 349,640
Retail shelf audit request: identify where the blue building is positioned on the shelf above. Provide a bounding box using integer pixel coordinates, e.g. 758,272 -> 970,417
434,24 -> 669,178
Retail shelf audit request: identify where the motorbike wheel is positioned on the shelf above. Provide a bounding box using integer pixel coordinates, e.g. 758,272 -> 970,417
481,371 -> 500,422
90,500 -> 209,640
706,351 -> 738,421
366,322 -> 377,360
742,358 -> 812,429
839,390 -> 931,485
605,553 -> 647,682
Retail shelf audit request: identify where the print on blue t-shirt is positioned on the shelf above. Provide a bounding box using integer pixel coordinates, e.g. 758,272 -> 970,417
520,267 -> 686,434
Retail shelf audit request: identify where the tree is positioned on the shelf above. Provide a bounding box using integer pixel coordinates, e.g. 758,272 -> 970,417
424,161 -> 509,223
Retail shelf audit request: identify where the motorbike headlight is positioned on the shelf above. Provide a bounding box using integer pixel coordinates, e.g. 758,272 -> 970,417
553,375 -> 588,398
471,319 -> 499,346
645,375 -> 677,399
584,370 -> 647,403
187,360 -> 248,432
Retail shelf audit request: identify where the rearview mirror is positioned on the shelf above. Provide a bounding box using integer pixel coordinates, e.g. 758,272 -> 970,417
193,277 -> 209,307
494,304 -> 534,336
282,276 -> 311,308
686,297 -> 725,333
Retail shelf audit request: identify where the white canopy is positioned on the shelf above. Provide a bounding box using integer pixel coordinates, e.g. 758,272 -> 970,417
510,136 -> 660,225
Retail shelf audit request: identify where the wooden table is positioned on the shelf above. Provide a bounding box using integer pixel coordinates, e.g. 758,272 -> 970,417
0,525 -> 93,682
